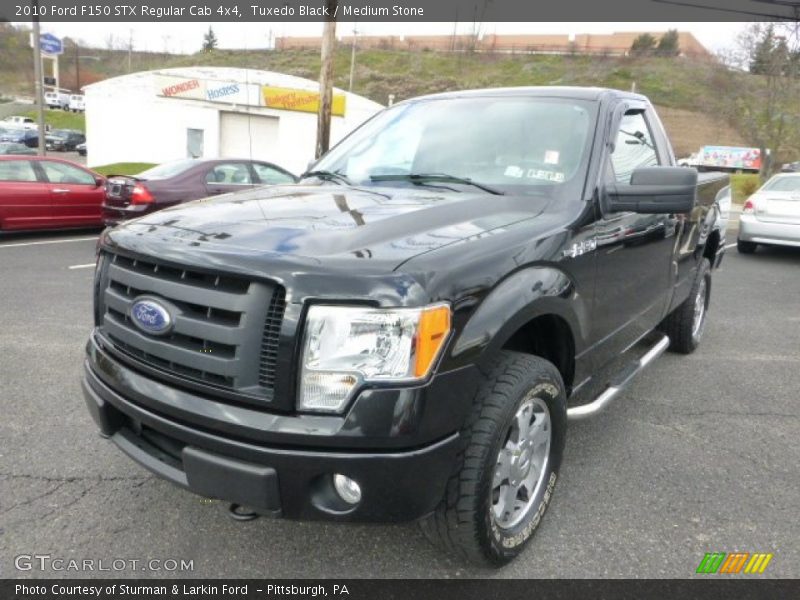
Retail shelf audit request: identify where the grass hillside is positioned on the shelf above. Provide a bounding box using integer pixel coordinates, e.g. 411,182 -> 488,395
0,23 -> 753,157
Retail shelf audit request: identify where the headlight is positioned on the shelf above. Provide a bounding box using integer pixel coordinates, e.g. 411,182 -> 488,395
299,303 -> 451,413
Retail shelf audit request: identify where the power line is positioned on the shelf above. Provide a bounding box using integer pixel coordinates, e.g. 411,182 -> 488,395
651,0 -> 799,19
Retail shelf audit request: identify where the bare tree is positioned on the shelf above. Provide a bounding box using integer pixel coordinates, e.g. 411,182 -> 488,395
720,23 -> 800,178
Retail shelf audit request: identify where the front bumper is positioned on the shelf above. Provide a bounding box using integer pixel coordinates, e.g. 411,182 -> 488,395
82,335 -> 468,522
739,214 -> 800,247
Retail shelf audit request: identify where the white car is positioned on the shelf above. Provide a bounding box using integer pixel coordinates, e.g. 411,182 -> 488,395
2,116 -> 36,130
68,94 -> 85,112
738,173 -> 800,253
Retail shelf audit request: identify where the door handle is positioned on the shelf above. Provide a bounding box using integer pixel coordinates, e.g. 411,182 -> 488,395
52,188 -> 71,194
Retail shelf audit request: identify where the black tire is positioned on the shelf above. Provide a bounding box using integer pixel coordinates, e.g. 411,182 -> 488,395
658,258 -> 711,354
419,351 -> 567,566
737,238 -> 757,254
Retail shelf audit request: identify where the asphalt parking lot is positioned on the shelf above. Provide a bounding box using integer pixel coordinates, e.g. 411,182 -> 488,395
1,231 -> 798,579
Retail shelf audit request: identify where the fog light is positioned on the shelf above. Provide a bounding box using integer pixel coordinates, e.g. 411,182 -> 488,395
333,474 -> 362,505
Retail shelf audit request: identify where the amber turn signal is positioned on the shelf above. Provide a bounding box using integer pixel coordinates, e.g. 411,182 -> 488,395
413,305 -> 451,378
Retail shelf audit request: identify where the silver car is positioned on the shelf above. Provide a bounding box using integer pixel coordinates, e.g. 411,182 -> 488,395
738,173 -> 800,253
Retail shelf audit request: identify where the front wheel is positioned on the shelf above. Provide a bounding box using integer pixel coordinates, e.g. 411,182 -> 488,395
419,351 -> 567,566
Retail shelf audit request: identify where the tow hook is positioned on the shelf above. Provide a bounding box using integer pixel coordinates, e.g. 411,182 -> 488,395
228,503 -> 259,522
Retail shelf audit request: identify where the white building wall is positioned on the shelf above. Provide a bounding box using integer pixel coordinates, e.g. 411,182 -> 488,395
84,68 -> 383,175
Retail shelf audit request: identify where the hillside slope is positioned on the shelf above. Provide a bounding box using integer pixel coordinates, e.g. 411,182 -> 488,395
0,24 -> 749,156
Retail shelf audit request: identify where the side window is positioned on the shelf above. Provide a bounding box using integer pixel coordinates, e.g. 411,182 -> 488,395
252,163 -> 295,185
0,160 -> 37,182
40,161 -> 95,185
205,163 -> 252,185
610,112 -> 659,184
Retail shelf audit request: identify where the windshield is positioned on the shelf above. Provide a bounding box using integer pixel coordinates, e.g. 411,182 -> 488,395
310,96 -> 596,196
762,176 -> 800,193
137,159 -> 198,180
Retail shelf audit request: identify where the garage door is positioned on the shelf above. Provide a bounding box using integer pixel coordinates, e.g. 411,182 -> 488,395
219,112 -> 279,161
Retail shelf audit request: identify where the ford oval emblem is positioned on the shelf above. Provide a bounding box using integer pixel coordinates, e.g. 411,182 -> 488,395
130,298 -> 173,335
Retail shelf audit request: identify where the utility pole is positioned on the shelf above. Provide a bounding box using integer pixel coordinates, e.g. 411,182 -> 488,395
127,29 -> 133,73
316,0 -> 337,159
75,41 -> 80,91
32,0 -> 46,156
348,22 -> 357,92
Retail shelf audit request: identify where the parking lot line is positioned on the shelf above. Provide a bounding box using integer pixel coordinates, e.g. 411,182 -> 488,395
725,242 -> 738,249
0,236 -> 98,249
68,263 -> 97,270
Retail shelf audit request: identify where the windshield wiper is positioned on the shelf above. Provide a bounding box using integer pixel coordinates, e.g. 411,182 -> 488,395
370,173 -> 505,195
302,169 -> 352,186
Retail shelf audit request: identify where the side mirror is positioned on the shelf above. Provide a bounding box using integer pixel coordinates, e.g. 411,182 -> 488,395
94,176 -> 105,188
605,167 -> 697,214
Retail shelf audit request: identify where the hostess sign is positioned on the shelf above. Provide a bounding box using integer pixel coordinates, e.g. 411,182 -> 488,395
155,75 -> 346,116
156,76 -> 259,105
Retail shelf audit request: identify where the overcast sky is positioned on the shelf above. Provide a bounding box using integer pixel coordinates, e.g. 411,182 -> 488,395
20,22 -> 746,55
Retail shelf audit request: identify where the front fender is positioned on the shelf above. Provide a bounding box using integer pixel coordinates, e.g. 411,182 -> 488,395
450,266 -> 590,370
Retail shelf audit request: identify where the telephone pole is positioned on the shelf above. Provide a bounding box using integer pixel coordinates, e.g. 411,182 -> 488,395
316,0 -> 337,159
32,0 -> 46,156
348,22 -> 357,92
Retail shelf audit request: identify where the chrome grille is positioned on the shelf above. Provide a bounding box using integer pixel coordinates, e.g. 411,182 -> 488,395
96,251 -> 284,404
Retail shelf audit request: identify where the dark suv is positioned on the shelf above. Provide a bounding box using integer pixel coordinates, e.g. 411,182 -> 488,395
82,87 -> 727,566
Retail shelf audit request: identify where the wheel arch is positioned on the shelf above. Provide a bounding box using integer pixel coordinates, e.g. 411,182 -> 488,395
451,266 -> 588,393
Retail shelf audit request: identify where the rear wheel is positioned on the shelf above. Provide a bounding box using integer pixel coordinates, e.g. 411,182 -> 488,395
419,351 -> 566,566
737,238 -> 757,254
659,258 -> 711,354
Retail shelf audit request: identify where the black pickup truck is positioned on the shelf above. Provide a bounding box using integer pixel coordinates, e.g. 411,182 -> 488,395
83,87 -> 727,566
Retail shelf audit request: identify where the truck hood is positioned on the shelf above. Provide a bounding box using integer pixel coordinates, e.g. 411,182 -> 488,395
112,183 -> 550,269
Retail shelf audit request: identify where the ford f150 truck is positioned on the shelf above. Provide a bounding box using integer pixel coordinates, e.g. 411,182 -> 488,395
82,87 -> 727,566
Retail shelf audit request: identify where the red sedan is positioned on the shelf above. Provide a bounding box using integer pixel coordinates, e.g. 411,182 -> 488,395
0,156 -> 106,232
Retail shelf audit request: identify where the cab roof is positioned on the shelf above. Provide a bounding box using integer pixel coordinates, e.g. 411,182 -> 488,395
404,86 -> 649,104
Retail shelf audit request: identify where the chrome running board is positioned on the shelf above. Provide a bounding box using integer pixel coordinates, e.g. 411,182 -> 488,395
567,333 -> 670,421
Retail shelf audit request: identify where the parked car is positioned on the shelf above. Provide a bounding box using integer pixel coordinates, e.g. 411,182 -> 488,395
76,142 -> 87,156
3,115 -> 36,129
69,94 -> 85,112
737,173 -> 800,253
102,158 -> 297,225
0,156 -> 106,232
0,127 -> 38,148
45,129 -> 86,152
0,142 -> 36,155
781,161 -> 800,173
83,87 -> 728,566
44,91 -> 70,110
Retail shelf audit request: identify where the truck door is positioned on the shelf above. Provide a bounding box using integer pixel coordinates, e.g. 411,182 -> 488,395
590,109 -> 677,362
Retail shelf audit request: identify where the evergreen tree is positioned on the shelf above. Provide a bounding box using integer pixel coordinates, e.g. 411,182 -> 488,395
630,33 -> 657,57
656,30 -> 680,57
202,26 -> 218,52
